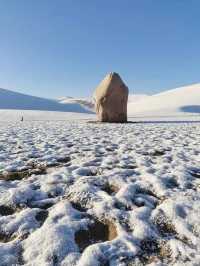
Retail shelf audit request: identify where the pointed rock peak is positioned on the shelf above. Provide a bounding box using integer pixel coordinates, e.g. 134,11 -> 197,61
101,72 -> 126,87
93,72 -> 129,122
107,72 -> 121,80
109,72 -> 119,77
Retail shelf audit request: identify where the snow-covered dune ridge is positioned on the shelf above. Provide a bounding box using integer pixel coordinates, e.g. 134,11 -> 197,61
128,83 -> 200,117
128,94 -> 150,103
58,96 -> 95,111
0,88 -> 92,114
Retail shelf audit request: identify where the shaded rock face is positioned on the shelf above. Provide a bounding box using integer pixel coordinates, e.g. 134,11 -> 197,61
93,72 -> 129,122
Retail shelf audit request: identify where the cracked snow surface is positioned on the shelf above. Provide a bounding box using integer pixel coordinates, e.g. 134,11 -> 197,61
0,121 -> 200,266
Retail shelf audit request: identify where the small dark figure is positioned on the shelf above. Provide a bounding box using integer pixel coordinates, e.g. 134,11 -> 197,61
21,116 -> 24,122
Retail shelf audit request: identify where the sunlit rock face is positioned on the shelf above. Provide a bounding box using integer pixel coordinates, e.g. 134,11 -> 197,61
93,72 -> 129,122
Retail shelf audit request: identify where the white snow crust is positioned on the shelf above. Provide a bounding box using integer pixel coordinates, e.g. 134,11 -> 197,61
0,121 -> 199,265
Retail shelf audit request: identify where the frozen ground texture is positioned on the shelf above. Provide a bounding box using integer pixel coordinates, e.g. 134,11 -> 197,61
0,121 -> 199,266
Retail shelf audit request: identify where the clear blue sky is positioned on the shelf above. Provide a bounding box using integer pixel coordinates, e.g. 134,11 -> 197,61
0,0 -> 200,98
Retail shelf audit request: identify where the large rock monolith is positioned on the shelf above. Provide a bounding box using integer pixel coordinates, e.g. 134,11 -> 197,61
93,72 -> 129,122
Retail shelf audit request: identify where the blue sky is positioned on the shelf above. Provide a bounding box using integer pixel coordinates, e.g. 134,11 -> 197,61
0,0 -> 200,98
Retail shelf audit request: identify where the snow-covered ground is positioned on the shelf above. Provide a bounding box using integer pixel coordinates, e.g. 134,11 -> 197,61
0,110 -> 95,122
0,120 -> 199,265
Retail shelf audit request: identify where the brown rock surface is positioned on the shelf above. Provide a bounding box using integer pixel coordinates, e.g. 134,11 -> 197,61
93,72 -> 129,122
